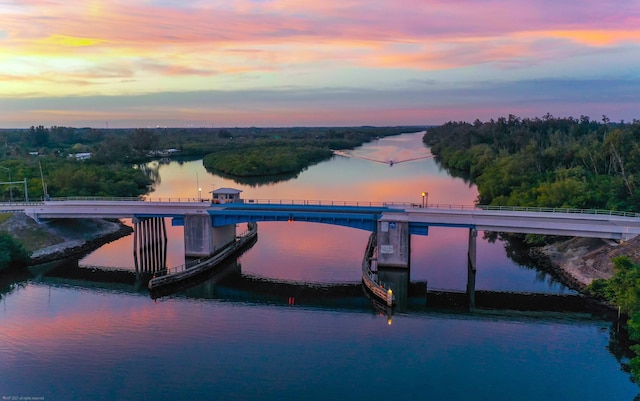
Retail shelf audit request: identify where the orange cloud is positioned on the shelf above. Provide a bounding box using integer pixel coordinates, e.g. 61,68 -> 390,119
535,30 -> 640,46
38,34 -> 109,47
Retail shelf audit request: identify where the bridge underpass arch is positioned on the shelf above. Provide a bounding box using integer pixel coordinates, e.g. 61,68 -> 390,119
227,220 -> 399,299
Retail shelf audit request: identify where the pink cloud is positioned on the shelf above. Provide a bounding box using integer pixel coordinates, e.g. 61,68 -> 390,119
4,0 -> 639,48
0,0 -> 638,127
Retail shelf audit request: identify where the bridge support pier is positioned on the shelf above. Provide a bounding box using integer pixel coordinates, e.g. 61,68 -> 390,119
376,220 -> 410,268
377,268 -> 410,311
183,214 -> 236,258
133,217 -> 167,275
467,228 -> 477,310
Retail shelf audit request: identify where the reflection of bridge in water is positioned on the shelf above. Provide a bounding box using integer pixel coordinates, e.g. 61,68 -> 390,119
132,217 -> 167,274
24,256 -> 614,320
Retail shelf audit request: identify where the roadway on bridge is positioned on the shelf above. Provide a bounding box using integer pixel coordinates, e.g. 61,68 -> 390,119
5,198 -> 640,240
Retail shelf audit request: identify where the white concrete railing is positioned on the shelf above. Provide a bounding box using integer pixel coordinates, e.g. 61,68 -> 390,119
6,196 -> 640,218
47,197 -> 640,217
477,204 -> 640,218
44,196 -> 415,208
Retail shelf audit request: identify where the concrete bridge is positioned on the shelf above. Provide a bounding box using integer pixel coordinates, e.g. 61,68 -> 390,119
11,197 -> 640,235
13,196 -> 640,252
5,196 -> 640,307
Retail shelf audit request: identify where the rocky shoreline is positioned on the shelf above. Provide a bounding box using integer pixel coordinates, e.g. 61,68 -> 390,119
0,213 -> 133,266
531,236 -> 640,292
30,222 -> 133,265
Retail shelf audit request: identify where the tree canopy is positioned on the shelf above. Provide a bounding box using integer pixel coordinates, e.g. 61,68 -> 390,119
0,232 -> 30,271
423,115 -> 640,211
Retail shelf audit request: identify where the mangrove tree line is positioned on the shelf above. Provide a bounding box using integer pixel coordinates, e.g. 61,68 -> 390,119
423,114 -> 640,211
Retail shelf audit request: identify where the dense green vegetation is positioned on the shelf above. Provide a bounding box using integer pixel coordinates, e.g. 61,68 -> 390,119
590,257 -> 640,380
423,115 -> 640,211
0,126 -> 158,200
0,232 -> 30,271
201,126 -> 413,177
0,157 -> 152,201
0,125 -> 416,199
423,114 -> 640,382
198,127 -> 410,176
203,145 -> 331,177
159,126 -> 416,157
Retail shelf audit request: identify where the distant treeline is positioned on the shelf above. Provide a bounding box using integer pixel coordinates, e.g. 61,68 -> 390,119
423,114 -> 640,211
0,125 -> 421,199
201,126 -> 415,177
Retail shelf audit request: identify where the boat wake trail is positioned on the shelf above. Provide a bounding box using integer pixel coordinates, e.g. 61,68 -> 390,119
332,150 -> 434,166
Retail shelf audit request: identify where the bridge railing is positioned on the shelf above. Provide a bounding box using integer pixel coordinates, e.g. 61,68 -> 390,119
35,196 -> 640,217
410,203 -> 477,210
48,196 -> 207,203
406,202 -> 640,217
46,196 -> 416,207
231,199 -> 415,208
476,204 -> 640,218
0,201 -> 44,206
49,196 -> 145,202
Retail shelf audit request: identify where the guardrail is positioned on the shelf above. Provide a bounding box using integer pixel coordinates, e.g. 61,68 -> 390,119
0,201 -> 44,206
476,204 -> 640,218
0,201 -> 44,213
48,196 -> 144,202
221,199 -> 414,207
44,197 -> 414,207
29,197 -> 640,217
47,196 -> 209,203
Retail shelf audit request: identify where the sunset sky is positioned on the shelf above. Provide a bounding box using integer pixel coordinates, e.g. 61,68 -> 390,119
1,0 -> 639,128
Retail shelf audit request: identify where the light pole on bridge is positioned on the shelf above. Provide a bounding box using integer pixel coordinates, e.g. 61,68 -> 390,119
421,191 -> 428,208
196,173 -> 201,201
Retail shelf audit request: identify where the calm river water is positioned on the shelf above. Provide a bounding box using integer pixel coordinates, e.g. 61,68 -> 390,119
1,132 -> 638,400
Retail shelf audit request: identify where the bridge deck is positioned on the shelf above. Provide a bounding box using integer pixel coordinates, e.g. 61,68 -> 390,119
5,198 -> 640,239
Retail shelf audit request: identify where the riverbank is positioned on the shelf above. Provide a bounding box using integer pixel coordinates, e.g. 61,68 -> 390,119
531,236 -> 640,291
0,213 -> 132,265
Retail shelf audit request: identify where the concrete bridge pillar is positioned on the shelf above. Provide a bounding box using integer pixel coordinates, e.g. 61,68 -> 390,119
377,268 -> 410,311
376,220 -> 410,268
183,214 -> 236,258
467,228 -> 477,309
